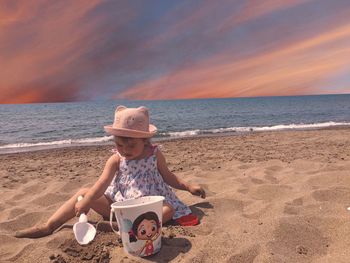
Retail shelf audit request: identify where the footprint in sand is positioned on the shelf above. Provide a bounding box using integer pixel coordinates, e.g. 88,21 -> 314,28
211,198 -> 253,225
306,172 -> 350,188
265,165 -> 284,173
250,177 -> 265,184
227,244 -> 260,263
237,188 -> 249,194
213,198 -> 246,215
10,193 -> 29,202
8,208 -> 26,220
264,174 -> 278,184
291,197 -> 304,206
32,193 -> 70,207
242,201 -> 272,219
59,181 -> 82,192
312,186 -> 350,203
0,211 -> 49,233
22,182 -> 45,194
251,184 -> 292,201
0,234 -> 35,262
268,217 -> 329,261
263,165 -> 283,184
283,205 -> 299,215
238,164 -> 253,170
283,197 -> 304,215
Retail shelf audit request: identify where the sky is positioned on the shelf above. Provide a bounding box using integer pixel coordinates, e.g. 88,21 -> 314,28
1,0 -> 350,104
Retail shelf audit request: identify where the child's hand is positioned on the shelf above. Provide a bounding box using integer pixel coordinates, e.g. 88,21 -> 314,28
188,184 -> 206,198
75,198 -> 91,216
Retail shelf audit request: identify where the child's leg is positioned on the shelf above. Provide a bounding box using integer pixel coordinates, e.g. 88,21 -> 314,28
162,203 -> 175,224
47,188 -> 112,229
15,188 -> 112,238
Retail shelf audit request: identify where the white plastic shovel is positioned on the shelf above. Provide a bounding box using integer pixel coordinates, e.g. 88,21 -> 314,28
73,196 -> 96,245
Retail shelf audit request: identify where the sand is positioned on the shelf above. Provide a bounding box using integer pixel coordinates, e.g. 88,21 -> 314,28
1,128 -> 350,263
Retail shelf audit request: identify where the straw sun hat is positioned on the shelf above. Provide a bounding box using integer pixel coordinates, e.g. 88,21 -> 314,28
104,106 -> 157,138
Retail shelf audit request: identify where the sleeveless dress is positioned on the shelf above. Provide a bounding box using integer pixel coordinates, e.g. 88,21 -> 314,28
105,146 -> 192,219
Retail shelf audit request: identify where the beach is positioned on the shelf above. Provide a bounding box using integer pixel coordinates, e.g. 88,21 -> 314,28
1,127 -> 350,263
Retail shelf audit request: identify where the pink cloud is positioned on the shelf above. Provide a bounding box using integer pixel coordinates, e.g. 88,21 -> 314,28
119,23 -> 350,100
0,0 -> 136,103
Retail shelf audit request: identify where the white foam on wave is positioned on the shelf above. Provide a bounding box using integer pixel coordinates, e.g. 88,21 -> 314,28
160,129 -> 202,137
164,121 -> 350,138
0,136 -> 113,152
251,121 -> 350,131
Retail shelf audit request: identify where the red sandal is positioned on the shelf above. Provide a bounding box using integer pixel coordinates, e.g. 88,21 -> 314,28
175,213 -> 199,226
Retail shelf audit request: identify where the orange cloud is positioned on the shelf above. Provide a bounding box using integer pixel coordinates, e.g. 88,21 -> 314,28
0,0 -> 136,104
0,0 -> 101,103
0,81 -> 81,104
119,23 -> 350,100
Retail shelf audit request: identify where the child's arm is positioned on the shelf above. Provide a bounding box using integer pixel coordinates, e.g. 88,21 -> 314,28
75,154 -> 120,215
156,149 -> 205,198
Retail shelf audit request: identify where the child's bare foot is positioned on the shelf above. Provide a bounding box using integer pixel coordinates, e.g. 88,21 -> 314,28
15,224 -> 53,238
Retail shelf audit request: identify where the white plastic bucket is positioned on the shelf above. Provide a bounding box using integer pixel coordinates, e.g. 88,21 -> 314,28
110,196 -> 164,257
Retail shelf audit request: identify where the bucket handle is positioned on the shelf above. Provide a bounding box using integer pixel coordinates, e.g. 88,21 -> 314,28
109,207 -> 120,235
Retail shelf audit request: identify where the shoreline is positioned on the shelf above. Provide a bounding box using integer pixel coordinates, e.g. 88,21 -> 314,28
1,125 -> 350,156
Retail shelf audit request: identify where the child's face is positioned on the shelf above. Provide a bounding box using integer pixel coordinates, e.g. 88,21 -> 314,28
114,137 -> 146,160
136,219 -> 158,240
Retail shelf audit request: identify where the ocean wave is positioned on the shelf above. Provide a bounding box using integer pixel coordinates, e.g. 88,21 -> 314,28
163,121 -> 350,138
1,121 -> 349,153
0,136 -> 113,151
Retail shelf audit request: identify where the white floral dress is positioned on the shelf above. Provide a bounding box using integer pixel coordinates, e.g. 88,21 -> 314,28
105,146 -> 192,219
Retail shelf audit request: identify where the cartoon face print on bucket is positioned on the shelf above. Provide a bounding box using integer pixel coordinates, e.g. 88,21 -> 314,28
128,211 -> 161,256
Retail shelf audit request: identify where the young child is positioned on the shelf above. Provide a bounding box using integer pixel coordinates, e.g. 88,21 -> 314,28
15,105 -> 205,238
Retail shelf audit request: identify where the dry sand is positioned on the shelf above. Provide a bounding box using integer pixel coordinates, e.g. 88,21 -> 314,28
1,128 -> 350,263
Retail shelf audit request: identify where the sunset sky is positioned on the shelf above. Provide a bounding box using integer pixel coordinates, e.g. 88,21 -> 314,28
1,0 -> 350,104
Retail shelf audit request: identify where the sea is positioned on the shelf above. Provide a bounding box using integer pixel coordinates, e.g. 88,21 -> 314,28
1,94 -> 350,154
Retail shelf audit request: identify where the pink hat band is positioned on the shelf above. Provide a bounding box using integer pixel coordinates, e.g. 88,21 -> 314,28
104,106 -> 157,138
